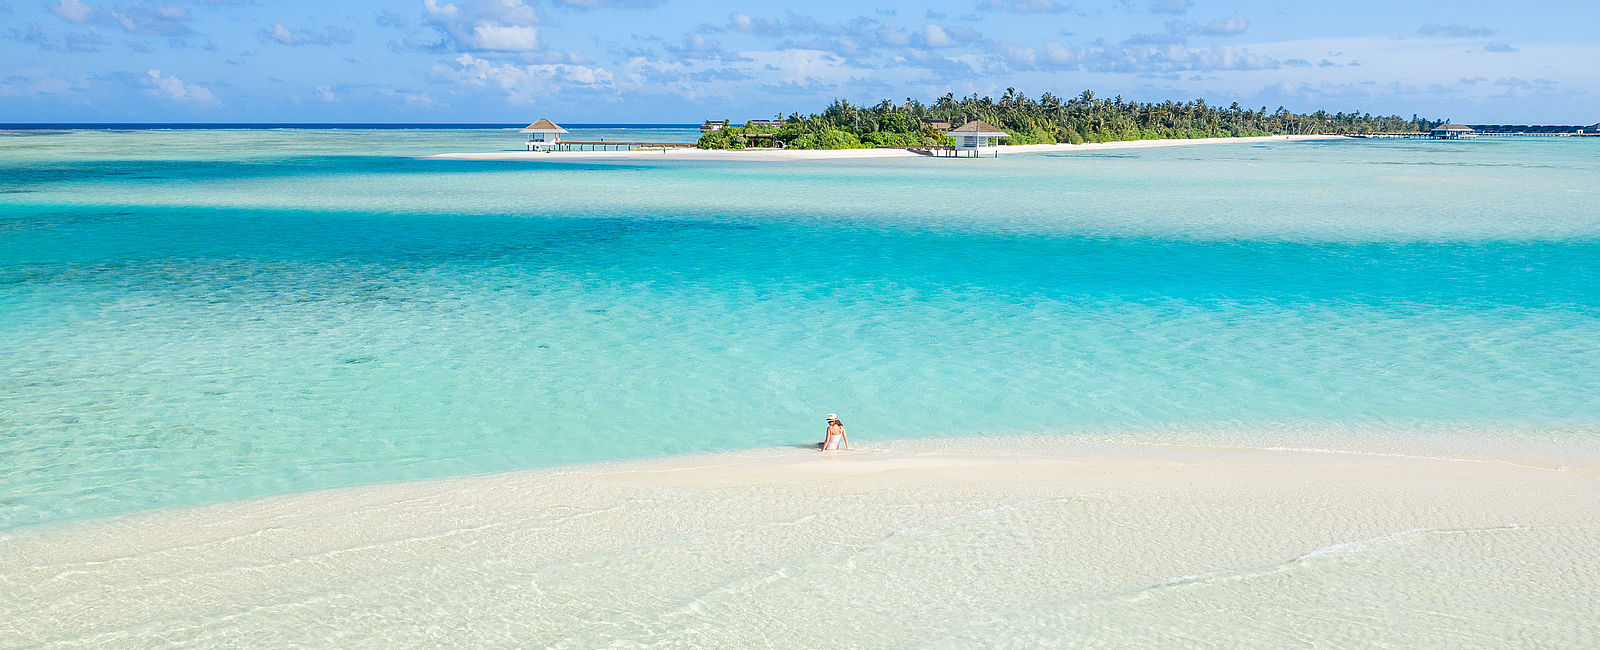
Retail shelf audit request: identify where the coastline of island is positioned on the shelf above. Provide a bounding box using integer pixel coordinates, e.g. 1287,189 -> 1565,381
425,133 -> 1347,161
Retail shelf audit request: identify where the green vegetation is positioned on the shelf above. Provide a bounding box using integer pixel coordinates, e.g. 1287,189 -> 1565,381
697,89 -> 1442,150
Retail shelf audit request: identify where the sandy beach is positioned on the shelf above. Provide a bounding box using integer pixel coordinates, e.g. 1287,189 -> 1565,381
4,437 -> 1597,647
425,134 -> 1346,161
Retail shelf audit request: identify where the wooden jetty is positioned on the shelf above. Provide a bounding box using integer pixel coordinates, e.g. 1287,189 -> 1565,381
1346,123 -> 1600,139
546,141 -> 698,151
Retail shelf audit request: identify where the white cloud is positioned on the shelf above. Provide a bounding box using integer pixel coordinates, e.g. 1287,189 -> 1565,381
922,23 -> 955,48
877,22 -> 910,46
433,53 -> 612,104
268,23 -> 299,44
470,23 -> 538,50
423,0 -> 459,19
1201,14 -> 1248,36
145,69 -> 219,106
51,0 -> 91,23
422,0 -> 545,52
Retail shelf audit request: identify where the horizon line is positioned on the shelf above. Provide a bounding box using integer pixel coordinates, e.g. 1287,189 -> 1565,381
0,122 -> 703,130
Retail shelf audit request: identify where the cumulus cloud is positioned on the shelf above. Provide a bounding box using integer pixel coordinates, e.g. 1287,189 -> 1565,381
1201,13 -> 1248,36
920,23 -> 981,48
145,69 -> 218,105
1417,23 -> 1493,38
877,22 -> 910,46
423,0 -> 542,52
1482,42 -> 1517,53
51,0 -> 91,23
263,23 -> 353,46
1128,13 -> 1249,45
432,52 -> 612,104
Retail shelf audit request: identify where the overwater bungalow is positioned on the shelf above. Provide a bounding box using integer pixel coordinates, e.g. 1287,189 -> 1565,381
945,120 -> 1010,156
521,119 -> 568,151
1431,123 -> 1476,139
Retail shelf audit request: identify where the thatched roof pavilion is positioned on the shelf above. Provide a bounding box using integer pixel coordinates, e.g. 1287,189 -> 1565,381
945,120 -> 1011,155
520,118 -> 568,134
520,118 -> 568,151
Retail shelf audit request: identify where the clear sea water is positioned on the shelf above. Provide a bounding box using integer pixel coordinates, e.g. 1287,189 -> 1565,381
2,128 -> 1598,529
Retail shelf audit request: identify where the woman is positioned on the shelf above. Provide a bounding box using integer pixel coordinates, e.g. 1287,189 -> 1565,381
821,414 -> 849,451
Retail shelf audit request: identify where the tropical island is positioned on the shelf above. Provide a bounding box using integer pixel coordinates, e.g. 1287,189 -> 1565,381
696,89 -> 1442,150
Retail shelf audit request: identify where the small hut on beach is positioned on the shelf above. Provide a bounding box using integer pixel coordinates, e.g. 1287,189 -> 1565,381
945,120 -> 1010,156
521,119 -> 568,151
1431,123 -> 1476,139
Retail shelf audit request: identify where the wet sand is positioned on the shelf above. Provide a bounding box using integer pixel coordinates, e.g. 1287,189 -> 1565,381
3,436 -> 1597,647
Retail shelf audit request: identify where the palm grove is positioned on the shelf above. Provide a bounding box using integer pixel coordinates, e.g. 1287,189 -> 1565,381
697,89 -> 1442,150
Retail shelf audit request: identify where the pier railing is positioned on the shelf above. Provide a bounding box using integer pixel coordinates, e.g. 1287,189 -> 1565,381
528,141 -> 698,151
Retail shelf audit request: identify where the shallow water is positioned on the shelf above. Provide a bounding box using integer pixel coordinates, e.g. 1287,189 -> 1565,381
2,130 -> 1599,529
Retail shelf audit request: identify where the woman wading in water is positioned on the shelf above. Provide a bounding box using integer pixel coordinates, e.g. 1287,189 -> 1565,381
821,414 -> 849,451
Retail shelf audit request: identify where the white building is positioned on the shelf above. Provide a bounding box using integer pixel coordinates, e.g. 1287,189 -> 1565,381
945,120 -> 1010,156
521,119 -> 568,151
1431,123 -> 1476,139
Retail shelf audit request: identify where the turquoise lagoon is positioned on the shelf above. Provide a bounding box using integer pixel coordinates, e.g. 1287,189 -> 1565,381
2,128 -> 1599,528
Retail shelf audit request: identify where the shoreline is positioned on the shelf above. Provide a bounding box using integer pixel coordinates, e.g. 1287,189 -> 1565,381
425,134 -> 1347,161
4,434 -> 1597,645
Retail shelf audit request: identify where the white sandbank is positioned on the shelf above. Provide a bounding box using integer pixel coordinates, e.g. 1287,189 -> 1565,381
425,134 -> 1346,161
3,436 -> 1597,647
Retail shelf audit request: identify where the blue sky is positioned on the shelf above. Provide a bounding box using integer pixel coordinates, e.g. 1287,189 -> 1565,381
2,0 -> 1595,123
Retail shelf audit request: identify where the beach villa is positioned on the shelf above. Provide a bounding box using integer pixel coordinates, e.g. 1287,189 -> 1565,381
946,120 -> 1011,156
1431,123 -> 1476,139
521,119 -> 568,151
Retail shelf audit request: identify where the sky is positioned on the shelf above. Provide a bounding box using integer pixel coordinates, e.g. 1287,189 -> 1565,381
2,0 -> 1596,124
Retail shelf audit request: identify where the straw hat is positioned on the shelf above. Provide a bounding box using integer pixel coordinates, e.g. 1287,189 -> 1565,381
826,413 -> 838,421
